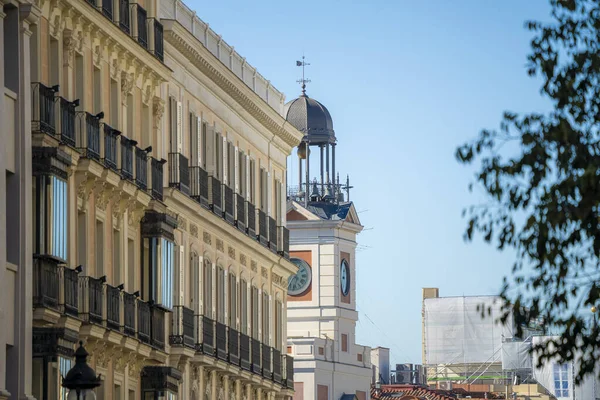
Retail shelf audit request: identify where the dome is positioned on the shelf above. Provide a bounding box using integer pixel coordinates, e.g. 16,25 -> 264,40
284,94 -> 335,145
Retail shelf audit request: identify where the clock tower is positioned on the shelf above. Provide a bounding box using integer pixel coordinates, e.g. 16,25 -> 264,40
283,76 -> 371,400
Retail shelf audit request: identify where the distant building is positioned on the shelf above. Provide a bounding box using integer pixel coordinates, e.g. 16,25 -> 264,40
371,347 -> 390,385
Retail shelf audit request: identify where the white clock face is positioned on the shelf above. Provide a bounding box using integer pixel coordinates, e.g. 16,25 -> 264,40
288,258 -> 312,296
340,259 -> 350,296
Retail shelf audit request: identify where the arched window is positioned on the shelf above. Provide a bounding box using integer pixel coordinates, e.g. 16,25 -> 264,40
203,258 -> 212,318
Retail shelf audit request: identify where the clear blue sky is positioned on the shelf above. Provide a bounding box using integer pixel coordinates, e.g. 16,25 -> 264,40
185,0 -> 552,365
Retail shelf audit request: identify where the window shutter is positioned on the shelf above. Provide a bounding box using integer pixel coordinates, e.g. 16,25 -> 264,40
169,98 -> 177,152
267,170 -> 272,216
196,116 -> 202,167
223,140 -> 229,185
179,245 -> 184,306
234,147 -> 239,193
247,156 -> 252,201
176,101 -> 183,153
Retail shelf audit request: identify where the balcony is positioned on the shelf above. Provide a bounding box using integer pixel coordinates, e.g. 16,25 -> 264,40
240,333 -> 251,370
119,0 -> 130,34
102,123 -> 120,172
151,305 -> 166,350
236,194 -> 246,232
283,355 -> 294,388
58,97 -> 78,147
278,226 -> 290,260
151,157 -> 166,201
137,5 -> 148,49
229,328 -> 239,366
262,343 -> 272,378
138,300 -> 151,344
62,266 -> 79,317
209,176 -> 222,216
33,256 -> 60,311
258,209 -> 268,246
135,146 -> 149,190
80,275 -> 105,325
251,337 -> 261,374
123,292 -> 136,336
102,0 -> 113,20
247,202 -> 256,238
31,82 -> 58,136
154,20 -> 164,61
268,217 -> 277,253
168,152 -> 190,195
223,185 -> 235,225
120,136 -> 136,181
106,284 -> 121,331
216,321 -> 227,361
77,112 -> 102,161
201,316 -> 215,355
273,348 -> 282,383
190,166 -> 209,208
170,305 -> 195,349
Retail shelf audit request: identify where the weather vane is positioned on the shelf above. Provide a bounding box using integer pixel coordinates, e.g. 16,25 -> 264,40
296,55 -> 311,95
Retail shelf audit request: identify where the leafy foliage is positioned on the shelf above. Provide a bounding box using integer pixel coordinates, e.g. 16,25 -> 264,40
457,0 -> 600,383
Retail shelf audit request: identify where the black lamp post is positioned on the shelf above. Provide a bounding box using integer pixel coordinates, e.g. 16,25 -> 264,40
62,341 -> 102,400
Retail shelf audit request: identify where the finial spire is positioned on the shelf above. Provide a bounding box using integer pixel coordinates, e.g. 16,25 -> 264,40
296,55 -> 311,96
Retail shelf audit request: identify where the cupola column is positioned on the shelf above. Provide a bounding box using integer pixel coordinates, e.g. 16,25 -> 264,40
298,156 -> 303,192
305,140 -> 310,206
332,143 -> 336,194
326,144 -> 330,187
320,145 -> 324,194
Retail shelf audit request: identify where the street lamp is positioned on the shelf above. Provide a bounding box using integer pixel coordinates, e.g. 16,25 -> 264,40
62,341 -> 102,400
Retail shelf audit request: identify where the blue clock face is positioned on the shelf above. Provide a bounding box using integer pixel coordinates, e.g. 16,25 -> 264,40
288,258 -> 312,296
340,259 -> 350,296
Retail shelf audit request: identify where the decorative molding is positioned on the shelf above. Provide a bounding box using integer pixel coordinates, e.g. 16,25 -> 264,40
251,260 -> 257,273
228,246 -> 235,259
63,32 -> 75,67
240,254 -> 247,266
203,231 -> 212,245
121,70 -> 135,99
272,273 -> 284,287
153,96 -> 165,128
177,215 -> 187,232
190,223 -> 199,238
261,267 -> 268,279
216,239 -> 224,253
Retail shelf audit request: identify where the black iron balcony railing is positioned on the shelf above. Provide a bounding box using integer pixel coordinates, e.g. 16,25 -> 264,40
229,328 -> 240,366
279,226 -> 290,260
135,146 -> 149,190
236,194 -> 246,232
151,305 -> 166,351
268,217 -> 277,253
216,321 -> 228,360
284,355 -> 294,388
123,292 -> 136,337
154,19 -> 164,61
273,348 -> 282,383
240,333 -> 251,370
59,97 -> 77,147
79,275 -> 105,325
120,136 -> 136,181
138,299 -> 151,344
168,152 -> 190,195
103,123 -> 120,172
77,112 -> 102,161
33,256 -> 60,311
137,5 -> 148,48
258,209 -> 268,246
190,166 -> 209,208
150,157 -> 166,201
202,316 -> 215,355
251,338 -> 261,374
102,0 -> 113,20
106,284 -> 121,331
62,266 -> 79,317
119,0 -> 130,33
262,344 -> 272,378
31,82 -> 57,136
170,306 -> 195,348
247,202 -> 256,239
209,176 -> 222,216
224,185 -> 235,225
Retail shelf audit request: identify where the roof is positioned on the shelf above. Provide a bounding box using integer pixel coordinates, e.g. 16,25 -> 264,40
284,94 -> 335,144
371,386 -> 456,400
287,200 -> 361,225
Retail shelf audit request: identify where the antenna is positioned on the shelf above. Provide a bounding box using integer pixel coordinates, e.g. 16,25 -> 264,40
296,55 -> 311,95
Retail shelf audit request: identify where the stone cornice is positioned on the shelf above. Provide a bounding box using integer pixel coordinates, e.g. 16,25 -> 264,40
163,20 -> 303,151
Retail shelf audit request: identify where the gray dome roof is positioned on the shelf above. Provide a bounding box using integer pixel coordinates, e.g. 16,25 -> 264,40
284,94 -> 335,144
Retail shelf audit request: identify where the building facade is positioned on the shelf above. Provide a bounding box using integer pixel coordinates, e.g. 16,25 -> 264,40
1,0 -> 303,398
283,89 -> 372,400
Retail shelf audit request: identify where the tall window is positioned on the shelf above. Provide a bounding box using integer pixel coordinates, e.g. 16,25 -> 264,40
141,237 -> 174,309
227,142 -> 235,188
203,259 -> 213,318
34,175 -> 68,260
217,267 -> 225,324
238,150 -> 246,196
95,220 -> 104,275
251,286 -> 259,340
229,273 -> 237,328
190,113 -> 201,167
259,167 -> 267,212
201,122 -> 207,169
113,229 -> 121,284
275,300 -> 282,350
262,291 -> 270,345
214,132 -> 223,180
240,280 -> 248,334
160,238 -> 174,309
553,363 -> 569,398
249,159 -> 256,203
169,97 -> 182,153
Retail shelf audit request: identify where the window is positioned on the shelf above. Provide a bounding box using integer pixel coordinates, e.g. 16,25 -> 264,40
341,334 -> 348,352
96,220 -> 104,275
169,97 -> 182,153
275,300 -> 283,350
190,114 -> 201,167
262,291 -> 270,344
259,167 -> 268,211
251,286 -> 259,339
77,211 -> 86,267
229,273 -> 237,328
110,79 -> 118,126
160,238 -> 174,309
217,267 -> 225,323
238,150 -> 246,196
240,280 -> 248,334
201,122 -> 207,169
249,159 -> 256,203
553,363 -> 569,398
127,238 -> 135,292
215,132 -> 223,179
227,142 -> 235,187
93,67 -> 101,114
203,259 -> 213,318
33,175 -> 68,260
141,237 -> 174,308
113,229 -> 121,284
275,180 -> 282,224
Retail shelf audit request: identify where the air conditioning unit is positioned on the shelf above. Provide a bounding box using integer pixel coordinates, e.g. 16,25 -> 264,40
394,364 -> 413,384
439,381 -> 453,391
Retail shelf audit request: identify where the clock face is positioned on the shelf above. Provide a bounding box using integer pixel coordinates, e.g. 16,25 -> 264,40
288,258 -> 312,296
340,259 -> 350,296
